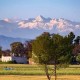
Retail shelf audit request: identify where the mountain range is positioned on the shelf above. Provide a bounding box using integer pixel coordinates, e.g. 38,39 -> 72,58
0,35 -> 28,50
0,15 -> 80,39
0,15 -> 80,49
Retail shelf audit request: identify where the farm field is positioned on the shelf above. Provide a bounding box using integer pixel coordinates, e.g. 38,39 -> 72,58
0,64 -> 80,75
0,64 -> 80,80
0,75 -> 80,80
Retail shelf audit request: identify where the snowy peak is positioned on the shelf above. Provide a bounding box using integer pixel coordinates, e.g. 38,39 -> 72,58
4,18 -> 11,22
0,15 -> 80,33
0,16 -> 80,40
35,15 -> 45,22
3,18 -> 21,23
17,16 -> 80,32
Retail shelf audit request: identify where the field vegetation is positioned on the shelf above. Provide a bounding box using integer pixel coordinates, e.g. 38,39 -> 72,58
0,64 -> 80,75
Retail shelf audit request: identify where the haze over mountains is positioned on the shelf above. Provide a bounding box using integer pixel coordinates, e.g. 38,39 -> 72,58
0,35 -> 28,50
0,15 -> 80,49
0,15 -> 80,39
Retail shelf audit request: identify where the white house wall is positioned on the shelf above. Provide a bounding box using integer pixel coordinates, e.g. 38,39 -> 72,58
1,56 -> 27,64
1,56 -> 12,62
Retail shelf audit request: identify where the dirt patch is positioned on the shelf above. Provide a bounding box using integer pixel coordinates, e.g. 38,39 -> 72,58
0,75 -> 80,80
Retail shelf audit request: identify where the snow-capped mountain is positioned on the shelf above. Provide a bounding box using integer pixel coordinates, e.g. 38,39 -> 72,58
18,16 -> 80,32
0,15 -> 80,39
3,17 -> 21,23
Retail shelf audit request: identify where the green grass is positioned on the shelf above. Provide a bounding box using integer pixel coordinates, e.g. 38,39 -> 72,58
0,64 -> 80,75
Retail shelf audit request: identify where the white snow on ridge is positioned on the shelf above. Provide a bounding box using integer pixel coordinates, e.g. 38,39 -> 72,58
0,15 -> 80,32
18,16 -> 80,32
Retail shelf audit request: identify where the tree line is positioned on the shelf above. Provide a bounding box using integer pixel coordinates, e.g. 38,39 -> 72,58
0,41 -> 32,63
0,32 -> 80,64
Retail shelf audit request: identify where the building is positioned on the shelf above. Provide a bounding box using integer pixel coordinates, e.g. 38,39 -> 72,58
0,50 -> 27,64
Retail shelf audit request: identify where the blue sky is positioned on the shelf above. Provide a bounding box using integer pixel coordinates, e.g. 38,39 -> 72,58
0,0 -> 80,21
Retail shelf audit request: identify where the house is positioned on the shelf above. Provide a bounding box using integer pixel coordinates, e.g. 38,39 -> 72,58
1,50 -> 27,64
1,50 -> 11,62
0,41 -> 33,64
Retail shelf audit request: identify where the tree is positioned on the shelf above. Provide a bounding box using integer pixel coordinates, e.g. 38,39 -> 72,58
0,46 -> 2,58
74,36 -> 80,45
24,41 -> 32,58
32,32 -> 75,80
73,45 -> 80,56
73,35 -> 80,64
52,32 -> 75,80
0,46 -> 2,51
10,42 -> 25,56
72,45 -> 80,64
68,32 -> 75,42
76,54 -> 80,64
32,32 -> 53,80
24,41 -> 32,63
51,34 -> 64,80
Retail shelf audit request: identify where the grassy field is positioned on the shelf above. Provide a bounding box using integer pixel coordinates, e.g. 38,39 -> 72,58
0,64 -> 80,75
0,75 -> 80,80
0,64 -> 80,80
